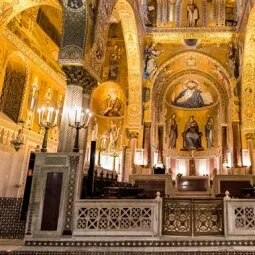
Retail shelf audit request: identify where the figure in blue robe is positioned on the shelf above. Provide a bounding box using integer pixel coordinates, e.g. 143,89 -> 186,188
173,81 -> 204,108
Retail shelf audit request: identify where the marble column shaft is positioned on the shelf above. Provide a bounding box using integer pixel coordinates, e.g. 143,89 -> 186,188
58,84 -> 83,153
156,0 -> 163,26
167,0 -> 175,24
58,66 -> 97,153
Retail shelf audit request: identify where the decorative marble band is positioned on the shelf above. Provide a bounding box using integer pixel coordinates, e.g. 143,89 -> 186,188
25,239 -> 255,247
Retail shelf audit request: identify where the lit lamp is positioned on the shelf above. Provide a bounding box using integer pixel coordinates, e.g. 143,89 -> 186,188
37,106 -> 59,152
11,121 -> 25,152
68,108 -> 92,152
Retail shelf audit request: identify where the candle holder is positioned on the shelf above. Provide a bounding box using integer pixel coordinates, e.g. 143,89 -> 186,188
68,109 -> 92,152
37,106 -> 59,152
111,152 -> 119,172
11,120 -> 25,152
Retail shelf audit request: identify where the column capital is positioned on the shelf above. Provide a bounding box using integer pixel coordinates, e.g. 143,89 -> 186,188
245,132 -> 255,140
62,66 -> 97,94
144,122 -> 151,128
126,129 -> 139,139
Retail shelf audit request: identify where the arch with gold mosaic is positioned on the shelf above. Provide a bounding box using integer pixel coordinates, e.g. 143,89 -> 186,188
0,0 -> 61,31
241,5 -> 255,133
114,0 -> 143,129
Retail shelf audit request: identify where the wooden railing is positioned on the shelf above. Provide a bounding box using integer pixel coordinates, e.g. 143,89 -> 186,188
162,198 -> 224,236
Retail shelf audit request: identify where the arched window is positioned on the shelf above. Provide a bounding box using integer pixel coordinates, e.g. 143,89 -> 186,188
0,54 -> 26,122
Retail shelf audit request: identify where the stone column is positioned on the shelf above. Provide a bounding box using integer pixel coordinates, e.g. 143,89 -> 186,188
232,121 -> 243,167
127,130 -> 139,175
58,66 -> 84,153
81,76 -> 97,172
246,133 -> 255,174
167,0 -> 176,25
156,0 -> 163,26
58,67 -> 97,154
162,0 -> 168,26
143,122 -> 151,167
80,92 -> 90,152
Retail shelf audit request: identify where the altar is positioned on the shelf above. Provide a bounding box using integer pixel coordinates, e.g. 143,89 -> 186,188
175,175 -> 211,197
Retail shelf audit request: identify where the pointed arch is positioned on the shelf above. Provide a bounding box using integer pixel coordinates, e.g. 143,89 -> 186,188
241,5 -> 255,132
0,0 -> 61,32
114,0 -> 143,129
151,51 -> 232,123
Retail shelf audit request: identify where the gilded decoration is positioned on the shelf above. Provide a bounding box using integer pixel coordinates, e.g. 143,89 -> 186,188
242,7 -> 255,131
91,81 -> 125,119
148,50 -> 232,158
2,28 -> 66,88
59,0 -> 87,64
84,0 -> 117,80
0,52 -> 28,123
164,106 -> 220,154
153,69 -> 228,114
0,0 -> 60,31
168,79 -> 216,109
114,0 -> 142,129
90,81 -> 125,152
163,74 -> 220,154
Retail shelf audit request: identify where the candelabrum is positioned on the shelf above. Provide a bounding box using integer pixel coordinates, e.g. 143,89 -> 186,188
37,106 -> 59,152
10,120 -> 25,151
68,109 -> 92,152
111,152 -> 119,172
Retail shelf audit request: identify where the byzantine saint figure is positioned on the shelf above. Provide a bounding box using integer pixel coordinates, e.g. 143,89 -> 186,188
205,116 -> 214,148
100,132 -> 108,151
187,0 -> 199,27
173,80 -> 204,108
108,44 -> 121,80
168,113 -> 178,149
182,115 -> 203,150
144,43 -> 162,80
108,120 -> 120,152
101,88 -> 123,117
26,77 -> 39,129
91,117 -> 98,141
227,41 -> 240,79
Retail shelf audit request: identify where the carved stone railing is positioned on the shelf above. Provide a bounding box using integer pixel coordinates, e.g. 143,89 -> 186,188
162,198 -> 224,236
73,199 -> 162,236
224,199 -> 255,236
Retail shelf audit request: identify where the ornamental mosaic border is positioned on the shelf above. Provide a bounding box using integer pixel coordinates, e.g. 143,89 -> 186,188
4,252 -> 255,255
25,240 -> 255,247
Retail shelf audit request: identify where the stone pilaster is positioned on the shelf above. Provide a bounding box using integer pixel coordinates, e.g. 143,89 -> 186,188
127,130 -> 139,175
245,133 -> 255,174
